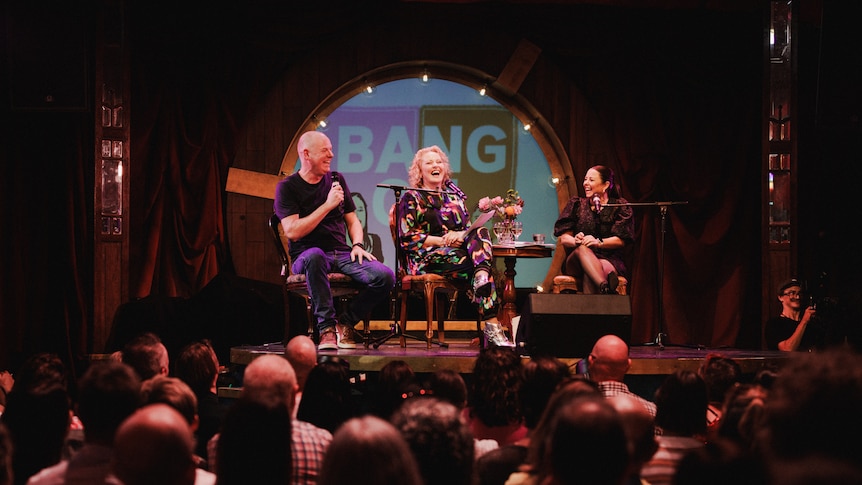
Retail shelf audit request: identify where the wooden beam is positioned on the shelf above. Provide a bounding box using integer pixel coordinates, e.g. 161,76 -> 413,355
495,39 -> 542,95
226,167 -> 282,200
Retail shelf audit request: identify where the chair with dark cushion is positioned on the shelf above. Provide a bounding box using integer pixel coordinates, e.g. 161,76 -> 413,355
268,213 -> 370,345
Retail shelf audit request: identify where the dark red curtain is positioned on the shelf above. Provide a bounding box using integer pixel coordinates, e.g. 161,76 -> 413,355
579,10 -> 764,347
127,4 -> 283,298
0,112 -> 93,373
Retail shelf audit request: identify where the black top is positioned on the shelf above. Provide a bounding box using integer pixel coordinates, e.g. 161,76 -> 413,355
274,171 -> 356,260
553,195 -> 634,275
764,315 -> 827,351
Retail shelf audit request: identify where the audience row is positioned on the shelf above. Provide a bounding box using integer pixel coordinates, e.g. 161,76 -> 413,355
1,331 -> 861,485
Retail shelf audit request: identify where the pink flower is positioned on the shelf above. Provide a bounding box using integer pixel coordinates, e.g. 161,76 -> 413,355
478,191 -> 524,220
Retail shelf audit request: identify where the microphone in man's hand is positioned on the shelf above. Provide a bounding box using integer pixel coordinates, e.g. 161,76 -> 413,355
332,173 -> 344,210
592,194 -> 602,214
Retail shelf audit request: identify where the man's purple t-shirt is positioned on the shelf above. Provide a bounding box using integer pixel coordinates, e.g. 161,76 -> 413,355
274,171 -> 356,260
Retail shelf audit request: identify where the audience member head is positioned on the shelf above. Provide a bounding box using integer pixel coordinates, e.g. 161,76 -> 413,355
296,359 -> 354,433
75,360 -> 141,445
240,354 -> 296,409
121,332 -> 170,381
762,347 -> 862,466
371,360 -> 418,419
174,339 -> 219,396
607,394 -> 658,480
519,355 -> 571,430
674,437 -> 769,485
391,397 -> 475,485
1,382 -> 70,485
715,383 -> 767,449
468,347 -> 524,427
318,415 -> 423,485
9,352 -> 68,394
112,403 -> 196,485
0,422 -> 11,485
215,398 -> 292,484
587,334 -> 631,382
654,370 -> 708,438
284,335 -> 317,391
540,396 -> 628,485
425,369 -> 467,409
523,376 -> 602,475
752,367 -> 778,391
140,375 -> 199,431
698,354 -> 743,405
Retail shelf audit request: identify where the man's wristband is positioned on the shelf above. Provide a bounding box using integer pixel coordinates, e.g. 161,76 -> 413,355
352,242 -> 364,250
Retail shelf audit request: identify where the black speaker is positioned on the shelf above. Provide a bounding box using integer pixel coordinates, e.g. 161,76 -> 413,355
516,293 -> 632,358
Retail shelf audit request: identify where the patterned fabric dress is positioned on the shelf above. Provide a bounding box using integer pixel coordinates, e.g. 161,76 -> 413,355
397,188 -> 497,313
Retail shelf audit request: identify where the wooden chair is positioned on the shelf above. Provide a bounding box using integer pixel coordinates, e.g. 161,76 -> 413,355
552,274 -> 627,295
268,213 -> 370,345
387,205 -> 482,348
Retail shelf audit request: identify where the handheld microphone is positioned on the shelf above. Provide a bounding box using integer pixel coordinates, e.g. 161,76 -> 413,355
332,173 -> 344,210
592,194 -> 602,214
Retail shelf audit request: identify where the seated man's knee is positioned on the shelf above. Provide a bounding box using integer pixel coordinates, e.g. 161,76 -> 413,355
377,264 -> 396,287
296,247 -> 327,271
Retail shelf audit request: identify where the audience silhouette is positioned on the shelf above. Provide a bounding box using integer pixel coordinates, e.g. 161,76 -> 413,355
295,359 -> 356,434
391,396 -> 475,485
641,370 -> 708,485
174,340 -> 227,460
26,360 -> 141,485
5,332 -> 862,485
1,353 -> 72,485
110,403 -> 202,485
318,415 -> 423,485
465,348 -> 527,448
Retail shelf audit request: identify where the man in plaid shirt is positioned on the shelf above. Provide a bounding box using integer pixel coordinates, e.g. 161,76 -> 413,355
587,334 -> 657,417
207,355 -> 331,484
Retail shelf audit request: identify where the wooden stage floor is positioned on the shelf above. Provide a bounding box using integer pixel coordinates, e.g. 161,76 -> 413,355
230,336 -> 788,377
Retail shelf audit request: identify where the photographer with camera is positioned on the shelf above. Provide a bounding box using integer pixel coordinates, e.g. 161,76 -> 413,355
765,279 -> 823,352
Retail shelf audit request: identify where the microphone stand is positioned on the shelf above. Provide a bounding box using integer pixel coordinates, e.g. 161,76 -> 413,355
603,200 -> 688,350
367,184 -> 448,348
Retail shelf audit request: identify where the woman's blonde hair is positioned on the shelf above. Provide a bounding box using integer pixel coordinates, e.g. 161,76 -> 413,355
408,146 -> 451,188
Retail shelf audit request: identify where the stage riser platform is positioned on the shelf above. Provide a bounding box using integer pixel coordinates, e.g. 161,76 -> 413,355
230,340 -> 788,376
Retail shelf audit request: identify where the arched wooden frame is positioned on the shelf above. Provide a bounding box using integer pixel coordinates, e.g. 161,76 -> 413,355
278,60 -> 578,211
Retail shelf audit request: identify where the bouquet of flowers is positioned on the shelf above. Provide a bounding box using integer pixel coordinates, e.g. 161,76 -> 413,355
478,189 -> 524,221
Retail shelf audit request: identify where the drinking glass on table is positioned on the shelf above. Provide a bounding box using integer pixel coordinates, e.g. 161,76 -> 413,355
493,222 -> 506,244
511,221 -> 523,241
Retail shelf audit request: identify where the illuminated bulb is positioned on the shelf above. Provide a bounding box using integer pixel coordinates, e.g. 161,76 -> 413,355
365,84 -> 374,95
523,121 -> 532,131
421,70 -> 429,83
478,85 -> 487,96
317,119 -> 327,129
